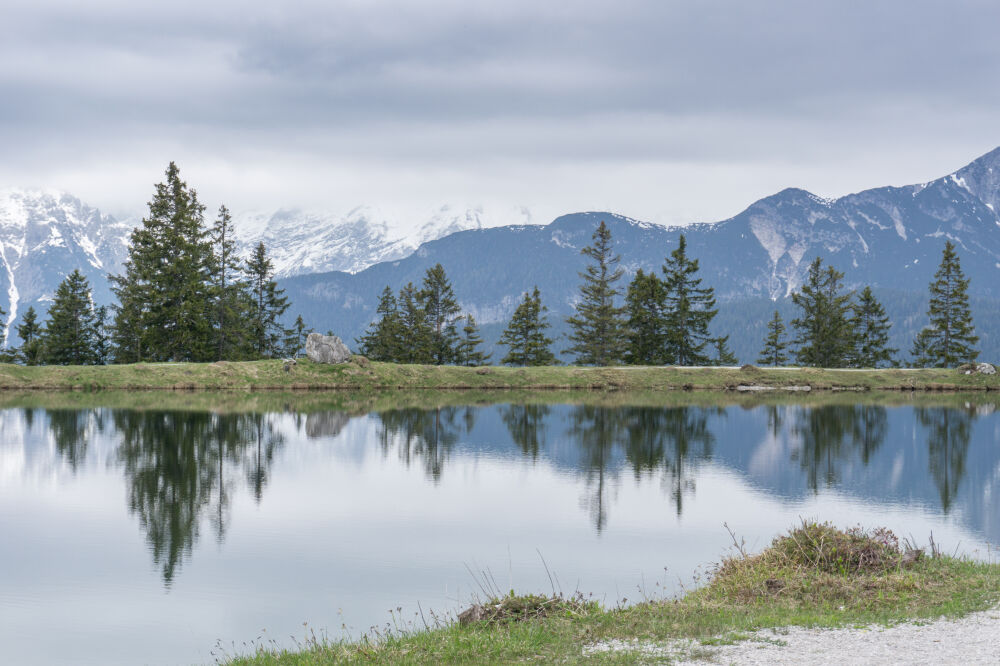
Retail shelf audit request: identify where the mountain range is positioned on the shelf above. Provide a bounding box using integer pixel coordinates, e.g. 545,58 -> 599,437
4,147 -> 1000,360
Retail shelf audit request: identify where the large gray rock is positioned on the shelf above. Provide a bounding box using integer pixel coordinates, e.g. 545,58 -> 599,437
305,333 -> 351,364
976,362 -> 996,375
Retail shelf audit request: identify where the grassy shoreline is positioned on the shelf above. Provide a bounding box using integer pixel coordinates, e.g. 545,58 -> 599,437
0,358 -> 998,392
226,524 -> 1000,664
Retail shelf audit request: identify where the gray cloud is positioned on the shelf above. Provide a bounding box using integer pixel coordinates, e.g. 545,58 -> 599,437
1,0 -> 999,223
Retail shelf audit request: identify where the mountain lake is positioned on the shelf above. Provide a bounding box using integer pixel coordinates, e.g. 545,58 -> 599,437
1,391 -> 997,665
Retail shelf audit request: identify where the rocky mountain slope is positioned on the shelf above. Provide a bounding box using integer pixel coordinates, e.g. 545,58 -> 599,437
0,189 -> 130,344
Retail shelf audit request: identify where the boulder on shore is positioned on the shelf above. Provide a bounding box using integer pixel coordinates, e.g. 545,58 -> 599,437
976,362 -> 996,375
305,333 -> 351,364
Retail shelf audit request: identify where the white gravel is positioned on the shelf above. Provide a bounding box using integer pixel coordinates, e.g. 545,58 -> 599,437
584,608 -> 1000,664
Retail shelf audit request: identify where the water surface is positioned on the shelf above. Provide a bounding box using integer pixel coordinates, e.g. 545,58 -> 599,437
1,393 -> 997,665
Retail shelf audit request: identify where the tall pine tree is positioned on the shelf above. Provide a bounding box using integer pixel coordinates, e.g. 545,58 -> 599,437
15,306 -> 43,365
914,241 -> 979,367
456,314 -> 491,366
357,286 -> 405,361
397,282 -> 433,364
500,287 -> 556,366
662,234 -> 718,365
245,242 -> 290,359
419,264 -> 461,365
111,162 -> 215,362
790,258 -> 854,368
209,205 -> 250,360
757,310 -> 788,366
43,270 -> 98,365
624,269 -> 667,365
565,221 -> 627,366
851,286 -> 897,367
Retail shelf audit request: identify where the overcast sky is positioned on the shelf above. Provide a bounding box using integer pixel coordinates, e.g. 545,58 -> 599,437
2,0 -> 999,225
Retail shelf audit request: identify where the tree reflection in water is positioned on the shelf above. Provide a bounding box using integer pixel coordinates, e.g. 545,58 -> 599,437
793,405 -> 888,491
34,399 -> 985,587
112,411 -> 284,585
916,406 -> 976,513
501,404 -> 550,459
376,407 -> 468,482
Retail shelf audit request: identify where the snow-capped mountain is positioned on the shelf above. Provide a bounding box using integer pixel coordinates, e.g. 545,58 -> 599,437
233,204 -> 536,277
0,189 -> 130,344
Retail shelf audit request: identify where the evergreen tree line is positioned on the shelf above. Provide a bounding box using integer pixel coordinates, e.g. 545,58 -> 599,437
356,264 -> 492,365
2,163 -> 311,366
358,221 -> 980,370
756,241 -> 978,369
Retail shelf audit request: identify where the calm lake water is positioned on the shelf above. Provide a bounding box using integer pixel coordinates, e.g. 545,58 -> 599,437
1,394 -> 998,665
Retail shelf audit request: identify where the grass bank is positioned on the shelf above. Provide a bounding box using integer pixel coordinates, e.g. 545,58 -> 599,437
226,523 -> 1000,665
0,358 -> 998,392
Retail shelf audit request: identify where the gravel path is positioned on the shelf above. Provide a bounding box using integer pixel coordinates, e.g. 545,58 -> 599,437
585,608 -> 1000,664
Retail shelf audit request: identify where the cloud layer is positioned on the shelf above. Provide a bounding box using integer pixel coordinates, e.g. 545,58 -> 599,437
2,0 -> 999,224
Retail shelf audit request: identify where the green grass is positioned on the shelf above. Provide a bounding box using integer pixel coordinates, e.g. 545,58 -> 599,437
224,523 -> 1000,664
0,358 -> 998,392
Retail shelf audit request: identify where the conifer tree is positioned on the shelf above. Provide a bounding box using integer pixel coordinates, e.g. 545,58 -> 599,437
93,305 -> 112,365
910,328 -> 935,368
500,287 -> 556,366
914,241 -> 979,367
851,286 -> 897,367
661,234 -> 718,365
790,258 -> 854,368
245,242 -> 290,359
565,221 -> 627,366
15,306 -> 43,365
711,335 -> 738,365
284,315 -> 312,357
209,205 -> 249,360
43,270 -> 98,365
624,269 -> 667,365
456,314 -> 492,366
757,310 -> 788,366
111,162 -> 215,362
397,282 -> 433,364
357,286 -> 405,361
419,264 -> 461,364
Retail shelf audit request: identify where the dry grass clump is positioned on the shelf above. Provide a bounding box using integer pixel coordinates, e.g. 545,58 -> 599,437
458,593 -> 598,627
769,522 -> 905,574
704,522 -> 925,608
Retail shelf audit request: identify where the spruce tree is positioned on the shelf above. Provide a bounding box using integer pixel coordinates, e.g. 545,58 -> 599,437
397,282 -> 433,364
283,315 -> 312,357
624,269 -> 667,365
661,234 -> 718,365
456,314 -> 492,366
111,162 -> 215,362
15,306 -> 43,365
419,264 -> 461,364
851,286 -> 897,368
43,270 -> 98,365
93,305 -> 112,365
757,310 -> 788,366
209,205 -> 250,360
565,221 -> 627,366
245,242 -> 290,359
790,258 -> 854,368
711,335 -> 738,365
914,241 -> 979,367
357,286 -> 405,361
910,328 -> 935,368
500,287 -> 556,366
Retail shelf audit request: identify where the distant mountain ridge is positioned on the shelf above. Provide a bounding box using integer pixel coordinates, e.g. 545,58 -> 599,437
278,147 -> 1000,361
